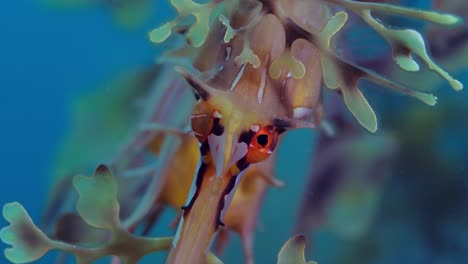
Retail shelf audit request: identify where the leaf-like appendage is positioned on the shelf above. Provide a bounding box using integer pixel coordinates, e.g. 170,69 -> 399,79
73,164 -> 120,230
171,0 -> 199,14
326,0 -> 464,91
335,0 -> 463,25
319,52 -> 378,132
269,51 -> 306,80
149,0 -> 224,48
149,21 -> 177,44
187,7 -> 212,47
290,3 -> 452,132
207,253 -> 224,264
320,56 -> 341,90
319,45 -> 439,132
277,235 -> 316,264
0,165 -> 191,263
219,14 -> 236,43
318,11 -> 348,49
385,28 -> 462,91
0,203 -> 53,263
234,38 -> 261,68
341,86 -> 377,133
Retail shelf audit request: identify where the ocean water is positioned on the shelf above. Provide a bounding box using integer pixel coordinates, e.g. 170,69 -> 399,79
1,1 -> 467,264
0,1 -> 169,263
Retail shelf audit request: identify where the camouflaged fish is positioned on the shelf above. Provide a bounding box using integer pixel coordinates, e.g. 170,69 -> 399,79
0,0 -> 464,264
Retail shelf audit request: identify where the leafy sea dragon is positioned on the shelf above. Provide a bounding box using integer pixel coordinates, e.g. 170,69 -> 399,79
149,0 -> 463,263
0,1 -> 463,264
145,1 -> 324,263
165,33 -> 317,264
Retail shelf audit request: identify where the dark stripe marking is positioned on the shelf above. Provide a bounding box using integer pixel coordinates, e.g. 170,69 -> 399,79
272,118 -> 289,134
212,118 -> 224,136
200,141 -> 210,156
236,157 -> 250,172
215,175 -> 238,228
239,130 -> 255,144
181,162 -> 207,215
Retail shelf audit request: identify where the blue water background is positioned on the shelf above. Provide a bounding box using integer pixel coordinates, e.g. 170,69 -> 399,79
0,1 -> 174,263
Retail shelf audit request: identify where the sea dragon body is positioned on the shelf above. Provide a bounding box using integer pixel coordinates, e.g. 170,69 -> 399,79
164,3 -> 324,261
155,0 -> 463,262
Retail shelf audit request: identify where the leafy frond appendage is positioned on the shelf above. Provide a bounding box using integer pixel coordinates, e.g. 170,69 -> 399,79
277,235 -> 317,264
149,0 -> 226,47
286,0 -> 463,132
0,165 -> 225,264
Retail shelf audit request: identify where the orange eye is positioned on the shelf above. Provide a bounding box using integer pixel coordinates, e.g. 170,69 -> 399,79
245,127 -> 278,163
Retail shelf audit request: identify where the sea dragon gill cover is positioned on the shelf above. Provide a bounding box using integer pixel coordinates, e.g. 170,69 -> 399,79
0,0 -> 464,263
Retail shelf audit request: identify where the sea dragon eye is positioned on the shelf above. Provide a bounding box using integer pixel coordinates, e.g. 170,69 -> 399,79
256,134 -> 269,147
245,126 -> 278,163
191,113 -> 214,142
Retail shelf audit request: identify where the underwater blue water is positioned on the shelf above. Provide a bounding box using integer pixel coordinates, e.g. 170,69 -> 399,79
0,1 -> 172,263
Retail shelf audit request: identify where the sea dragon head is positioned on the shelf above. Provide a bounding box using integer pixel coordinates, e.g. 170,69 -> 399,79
179,67 -> 311,178
173,10 -> 320,178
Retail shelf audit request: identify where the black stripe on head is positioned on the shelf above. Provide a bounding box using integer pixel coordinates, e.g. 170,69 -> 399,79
273,118 -> 290,134
200,140 -> 210,156
239,130 -> 255,144
211,118 -> 224,136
